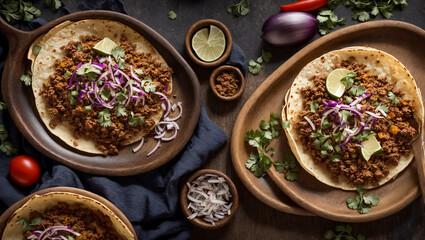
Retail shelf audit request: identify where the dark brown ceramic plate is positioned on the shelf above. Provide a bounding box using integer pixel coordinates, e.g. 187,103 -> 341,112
0,11 -> 200,176
0,187 -> 137,239
232,20 -> 424,222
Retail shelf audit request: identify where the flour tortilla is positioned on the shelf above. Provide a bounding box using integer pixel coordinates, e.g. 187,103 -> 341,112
282,46 -> 424,190
30,19 -> 172,154
1,192 -> 134,240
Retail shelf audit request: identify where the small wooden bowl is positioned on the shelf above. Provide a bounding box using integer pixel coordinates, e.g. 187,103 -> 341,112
209,65 -> 245,101
184,19 -> 233,68
180,169 -> 239,230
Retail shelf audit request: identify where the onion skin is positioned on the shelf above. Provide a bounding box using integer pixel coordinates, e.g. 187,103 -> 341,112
261,12 -> 318,47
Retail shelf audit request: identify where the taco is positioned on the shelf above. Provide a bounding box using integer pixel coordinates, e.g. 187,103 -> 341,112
29,19 -> 173,155
1,192 -> 134,240
283,47 -> 424,190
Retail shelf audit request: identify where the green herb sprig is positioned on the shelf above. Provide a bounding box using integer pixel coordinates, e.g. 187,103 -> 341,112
346,186 -> 379,214
98,109 -> 112,127
325,224 -> 365,240
248,49 -> 272,75
275,154 -> 299,181
129,111 -> 145,127
20,70 -> 32,86
227,0 -> 249,17
168,10 -> 177,20
16,217 -> 42,231
244,113 -> 288,177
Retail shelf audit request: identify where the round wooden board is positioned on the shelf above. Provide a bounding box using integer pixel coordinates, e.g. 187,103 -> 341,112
0,187 -> 137,239
0,11 -> 201,176
231,20 -> 424,221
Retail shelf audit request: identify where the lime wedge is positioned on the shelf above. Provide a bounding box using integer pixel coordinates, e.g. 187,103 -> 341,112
361,134 -> 383,161
326,68 -> 351,98
191,25 -> 226,62
93,38 -> 118,55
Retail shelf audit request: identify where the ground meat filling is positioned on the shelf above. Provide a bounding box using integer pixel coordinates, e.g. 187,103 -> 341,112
294,58 -> 417,186
214,71 -> 240,97
24,202 -> 122,240
40,35 -> 173,155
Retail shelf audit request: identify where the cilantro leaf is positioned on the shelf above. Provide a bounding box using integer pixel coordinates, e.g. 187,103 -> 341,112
118,58 -> 126,70
388,91 -> 399,104
248,59 -> 261,75
129,111 -> 145,127
379,104 -> 389,113
115,103 -> 127,117
227,0 -> 249,17
330,154 -> 341,162
68,90 -> 78,105
68,236 -> 75,240
135,69 -> 144,75
325,224 -> 366,240
345,96 -> 354,104
32,44 -> 41,55
352,130 -> 375,142
141,78 -> 156,93
77,44 -> 83,51
346,186 -> 379,214
111,46 -> 125,60
76,65 -> 99,81
46,0 -> 62,9
16,217 -> 41,231
98,109 -> 112,127
341,110 -> 350,123
64,70 -> 71,78
100,90 -> 110,101
20,70 -> 32,86
332,131 -> 346,143
116,91 -> 127,102
310,101 -> 318,113
282,120 -> 290,129
261,49 -> 272,63
84,105 -> 91,112
340,71 -> 356,88
168,10 -> 177,20
0,101 -> 6,110
348,85 -> 366,96
322,119 -> 331,130
317,9 -> 346,35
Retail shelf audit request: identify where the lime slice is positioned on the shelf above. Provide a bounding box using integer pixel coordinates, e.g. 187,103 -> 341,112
93,38 -> 118,55
191,25 -> 226,62
361,134 -> 383,161
326,68 -> 351,98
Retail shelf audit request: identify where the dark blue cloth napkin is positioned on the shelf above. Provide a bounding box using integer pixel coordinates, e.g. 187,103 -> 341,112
0,1 -> 234,239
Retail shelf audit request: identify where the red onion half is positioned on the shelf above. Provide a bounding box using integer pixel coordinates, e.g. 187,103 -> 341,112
261,12 -> 318,46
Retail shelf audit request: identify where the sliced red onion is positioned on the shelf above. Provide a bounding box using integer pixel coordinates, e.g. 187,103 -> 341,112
364,111 -> 384,119
68,62 -> 83,89
303,116 -> 316,131
132,137 -> 144,152
147,140 -> 161,156
91,62 -> 106,69
321,108 -> 336,127
154,131 -> 166,139
165,102 -> 183,121
378,108 -> 387,117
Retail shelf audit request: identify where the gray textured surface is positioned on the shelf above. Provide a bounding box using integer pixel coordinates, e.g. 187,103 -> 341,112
25,0 -> 425,239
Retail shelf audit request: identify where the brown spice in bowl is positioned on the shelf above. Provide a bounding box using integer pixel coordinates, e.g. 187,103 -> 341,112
214,71 -> 240,97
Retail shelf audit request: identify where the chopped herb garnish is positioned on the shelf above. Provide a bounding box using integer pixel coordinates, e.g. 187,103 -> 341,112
388,91 -> 399,104
68,90 -> 78,105
118,58 -> 126,70
76,65 -> 98,81
135,69 -> 144,75
0,0 -> 41,23
100,89 -> 111,101
322,119 -> 331,130
333,131 -> 346,143
116,91 -> 127,102
282,120 -> 290,129
311,130 -> 331,149
227,0 -> 249,17
317,9 -> 346,35
20,70 -> 32,86
371,102 -> 379,106
340,71 -> 357,88
310,100 -> 318,113
256,49 -> 272,64
32,44 -> 41,55
68,236 -> 76,240
129,111 -> 145,127
168,10 -> 177,20
345,96 -> 353,104
0,124 -> 16,156
111,46 -> 125,60
77,44 -> 83,51
98,109 -> 112,127
346,186 -> 379,214
352,130 -> 375,142
244,113 -> 283,177
325,224 -> 365,240
16,217 -> 42,231
0,101 -> 6,109
64,70 -> 71,78
84,105 -> 91,112
46,0 -> 62,10
248,59 -> 261,75
348,85 -> 366,96
115,103 -> 127,117
330,154 -> 341,162
380,104 -> 389,113
341,110 -> 350,123
141,78 -> 156,93
275,154 -> 299,181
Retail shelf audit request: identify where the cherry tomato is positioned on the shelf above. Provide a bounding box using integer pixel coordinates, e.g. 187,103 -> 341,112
280,0 -> 328,12
9,155 -> 40,186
